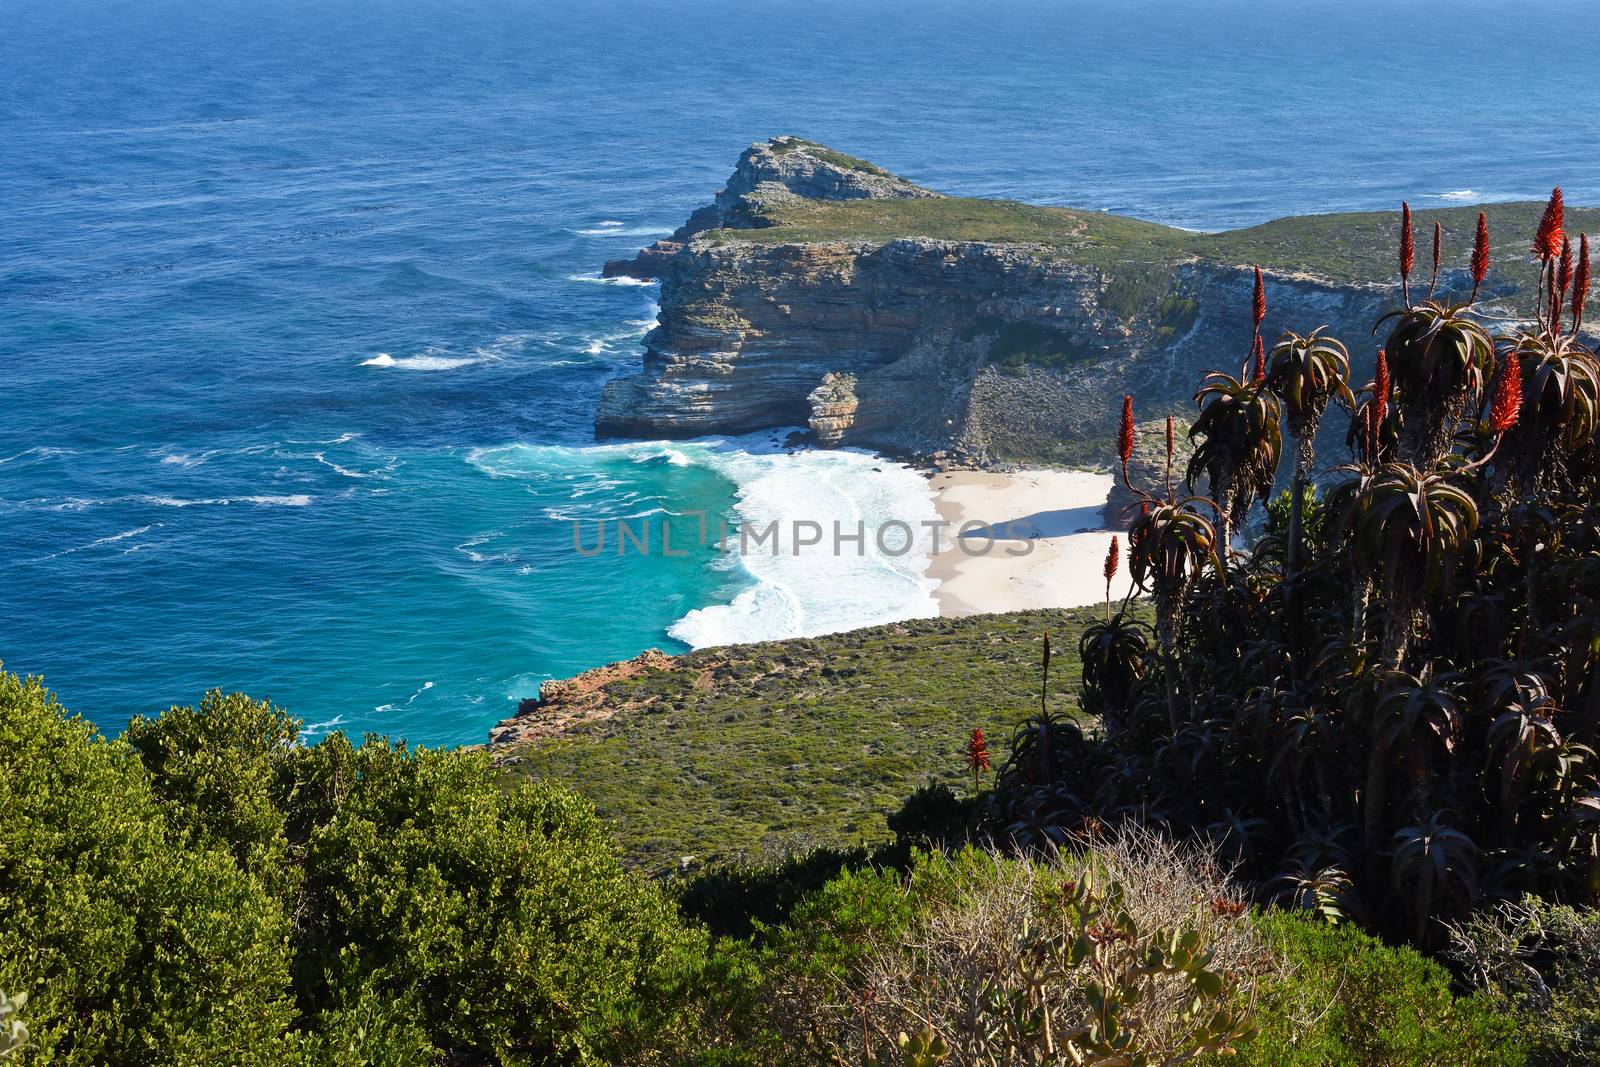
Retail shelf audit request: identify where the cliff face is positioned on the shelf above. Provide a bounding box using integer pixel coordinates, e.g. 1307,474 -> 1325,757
596,138 -> 1550,467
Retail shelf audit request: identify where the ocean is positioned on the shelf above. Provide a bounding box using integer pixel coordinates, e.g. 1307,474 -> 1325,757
4,0 -> 1595,745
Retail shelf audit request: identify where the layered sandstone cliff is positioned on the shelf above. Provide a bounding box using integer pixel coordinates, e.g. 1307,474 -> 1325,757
596,137 -> 1555,474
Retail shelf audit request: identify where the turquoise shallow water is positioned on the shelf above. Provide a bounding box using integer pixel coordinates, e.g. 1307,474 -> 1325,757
3,0 -> 1597,745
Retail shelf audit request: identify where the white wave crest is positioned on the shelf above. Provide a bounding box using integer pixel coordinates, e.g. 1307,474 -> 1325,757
28,493 -> 312,511
574,225 -> 673,238
1439,190 -> 1477,202
374,680 -> 434,713
26,524 -> 160,564
300,715 -> 346,737
667,435 -> 941,648
361,351 -> 482,371
567,272 -> 657,287
0,446 -> 78,465
456,533 -> 522,564
140,494 -> 312,508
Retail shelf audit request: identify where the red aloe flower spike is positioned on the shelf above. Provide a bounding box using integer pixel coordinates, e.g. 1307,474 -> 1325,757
1535,187 -> 1565,261
1428,221 -> 1442,301
1251,334 -> 1266,383
965,727 -> 991,791
1103,535 -> 1120,619
1559,237 -> 1574,297
1399,202 -> 1415,305
1118,394 -> 1136,485
1490,350 -> 1522,435
1252,266 -> 1266,328
1469,212 -> 1490,303
1573,233 -> 1591,333
1370,349 -> 1390,461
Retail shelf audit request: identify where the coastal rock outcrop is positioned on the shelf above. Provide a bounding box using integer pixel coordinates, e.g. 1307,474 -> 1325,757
807,372 -> 859,446
604,135 -> 938,281
597,138 -> 1557,467
488,648 -> 677,750
598,233 -> 1390,463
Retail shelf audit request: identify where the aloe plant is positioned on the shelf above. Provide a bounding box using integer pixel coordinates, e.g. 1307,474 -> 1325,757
1265,327 -> 1355,595
991,194 -> 1600,948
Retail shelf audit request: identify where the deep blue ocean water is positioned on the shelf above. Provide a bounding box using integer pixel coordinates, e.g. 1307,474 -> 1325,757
5,0 -> 1597,745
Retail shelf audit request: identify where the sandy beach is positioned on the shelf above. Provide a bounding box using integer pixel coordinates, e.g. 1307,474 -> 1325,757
927,469 -> 1138,617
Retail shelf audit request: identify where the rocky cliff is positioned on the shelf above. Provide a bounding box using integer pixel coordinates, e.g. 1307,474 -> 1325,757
597,137 -> 1575,470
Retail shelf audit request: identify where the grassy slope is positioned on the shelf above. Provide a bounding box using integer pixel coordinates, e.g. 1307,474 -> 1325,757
501,606 -> 1121,872
714,194 -> 1600,292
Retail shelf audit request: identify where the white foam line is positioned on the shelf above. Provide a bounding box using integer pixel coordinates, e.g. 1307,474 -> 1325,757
25,524 -> 160,564
374,680 -> 434,713
567,272 -> 657,287
361,352 -> 486,371
0,446 -> 78,465
301,715 -> 346,736
573,225 -> 673,238
13,493 -> 314,512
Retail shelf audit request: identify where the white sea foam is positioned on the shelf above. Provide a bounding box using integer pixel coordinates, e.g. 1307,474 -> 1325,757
1439,190 -> 1477,202
310,450 -> 394,480
30,493 -> 312,511
300,715 -> 346,737
363,333 -> 534,372
456,532 -> 522,564
574,225 -> 673,238
667,434 -> 941,648
361,351 -> 481,371
0,446 -> 78,465
464,435 -> 940,645
375,680 -> 435,713
140,494 -> 313,508
567,272 -> 656,287
26,524 -> 159,564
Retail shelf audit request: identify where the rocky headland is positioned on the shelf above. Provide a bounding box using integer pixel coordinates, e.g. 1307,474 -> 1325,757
598,136 -> 1583,485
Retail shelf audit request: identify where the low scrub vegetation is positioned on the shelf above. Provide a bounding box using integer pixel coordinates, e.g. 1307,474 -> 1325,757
0,665 -> 1585,1063
716,186 -> 1600,295
1447,897 -> 1600,1064
498,609 -> 1106,871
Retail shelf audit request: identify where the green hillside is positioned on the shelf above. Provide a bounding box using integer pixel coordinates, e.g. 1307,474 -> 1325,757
714,192 -> 1598,292
497,606 -> 1121,871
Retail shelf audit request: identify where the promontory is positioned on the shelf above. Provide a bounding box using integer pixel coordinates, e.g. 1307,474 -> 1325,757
598,136 -> 1587,470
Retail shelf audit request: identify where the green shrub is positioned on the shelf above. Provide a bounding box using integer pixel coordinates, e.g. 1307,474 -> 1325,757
1448,898 -> 1600,1065
123,691 -> 303,902
676,843 -> 879,940
288,734 -> 708,1065
1221,910 -> 1525,1066
1,674 -> 726,1065
884,781 -> 979,852
0,673 -> 299,1065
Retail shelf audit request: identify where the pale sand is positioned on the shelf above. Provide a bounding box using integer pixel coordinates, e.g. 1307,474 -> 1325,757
926,469 -> 1138,617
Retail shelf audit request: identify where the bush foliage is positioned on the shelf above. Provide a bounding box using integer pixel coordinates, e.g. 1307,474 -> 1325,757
0,675 -> 707,1066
